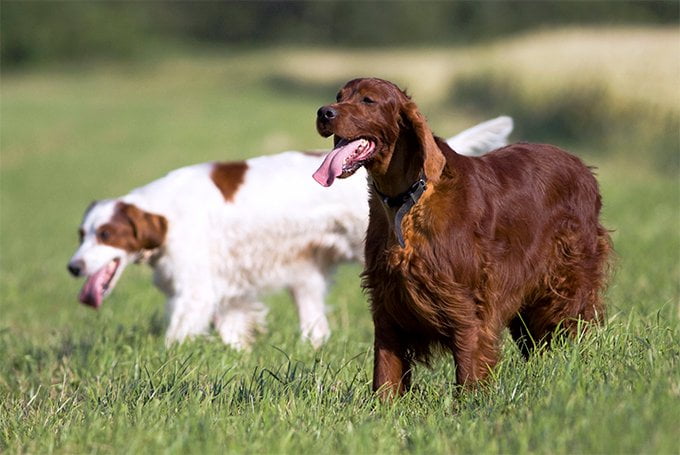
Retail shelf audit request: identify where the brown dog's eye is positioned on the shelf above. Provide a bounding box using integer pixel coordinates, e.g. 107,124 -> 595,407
362,96 -> 375,105
335,92 -> 342,102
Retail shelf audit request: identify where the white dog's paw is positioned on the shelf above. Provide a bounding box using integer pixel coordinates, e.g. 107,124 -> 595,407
214,304 -> 267,351
164,331 -> 188,348
217,330 -> 253,351
301,320 -> 330,349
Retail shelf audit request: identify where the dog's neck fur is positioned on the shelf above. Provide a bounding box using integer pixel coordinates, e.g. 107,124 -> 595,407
370,122 -> 448,200
371,133 -> 425,198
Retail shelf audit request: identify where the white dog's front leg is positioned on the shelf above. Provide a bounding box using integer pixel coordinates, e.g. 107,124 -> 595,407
164,294 -> 216,346
214,298 -> 268,350
291,270 -> 331,349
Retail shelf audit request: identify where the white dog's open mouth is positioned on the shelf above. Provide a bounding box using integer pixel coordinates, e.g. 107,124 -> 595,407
79,258 -> 121,309
312,137 -> 376,187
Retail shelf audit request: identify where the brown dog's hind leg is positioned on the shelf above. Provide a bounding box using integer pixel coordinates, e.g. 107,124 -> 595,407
450,319 -> 503,386
511,220 -> 610,356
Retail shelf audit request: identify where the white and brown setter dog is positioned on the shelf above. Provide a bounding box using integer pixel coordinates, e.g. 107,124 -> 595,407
313,78 -> 610,398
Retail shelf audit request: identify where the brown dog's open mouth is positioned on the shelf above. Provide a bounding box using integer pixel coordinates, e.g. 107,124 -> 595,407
78,258 -> 121,309
312,137 -> 376,187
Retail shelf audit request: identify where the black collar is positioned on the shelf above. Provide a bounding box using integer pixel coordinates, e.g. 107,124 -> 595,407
372,173 -> 427,248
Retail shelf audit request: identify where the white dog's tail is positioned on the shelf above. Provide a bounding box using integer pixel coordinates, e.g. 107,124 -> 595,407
447,116 -> 514,157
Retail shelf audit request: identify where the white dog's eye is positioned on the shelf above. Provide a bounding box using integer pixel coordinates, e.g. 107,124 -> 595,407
98,229 -> 111,242
78,229 -> 85,244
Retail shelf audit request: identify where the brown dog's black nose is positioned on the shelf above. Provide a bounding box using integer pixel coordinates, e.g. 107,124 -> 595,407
68,260 -> 84,277
317,106 -> 337,122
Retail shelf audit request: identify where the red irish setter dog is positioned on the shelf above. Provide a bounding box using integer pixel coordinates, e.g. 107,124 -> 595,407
313,78 -> 611,398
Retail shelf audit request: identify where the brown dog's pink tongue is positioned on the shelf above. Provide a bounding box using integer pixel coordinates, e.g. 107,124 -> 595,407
312,140 -> 362,187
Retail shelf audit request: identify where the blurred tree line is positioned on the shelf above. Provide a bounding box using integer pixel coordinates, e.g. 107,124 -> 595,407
2,0 -> 678,67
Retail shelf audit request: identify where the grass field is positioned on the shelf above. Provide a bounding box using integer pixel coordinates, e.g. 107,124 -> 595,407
1,27 -> 679,453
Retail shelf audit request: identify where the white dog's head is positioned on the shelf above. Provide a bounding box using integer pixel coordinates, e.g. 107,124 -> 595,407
68,200 -> 167,308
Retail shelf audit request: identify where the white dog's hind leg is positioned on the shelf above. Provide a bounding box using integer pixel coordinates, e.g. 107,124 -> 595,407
214,298 -> 268,350
164,295 -> 216,346
291,270 -> 331,349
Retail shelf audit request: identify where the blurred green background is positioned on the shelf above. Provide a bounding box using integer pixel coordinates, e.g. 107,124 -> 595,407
2,1 -> 677,66
1,2 -> 679,453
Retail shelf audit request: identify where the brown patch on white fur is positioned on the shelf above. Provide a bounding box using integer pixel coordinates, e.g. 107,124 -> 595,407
98,202 -> 167,252
298,242 -> 349,273
211,161 -> 248,202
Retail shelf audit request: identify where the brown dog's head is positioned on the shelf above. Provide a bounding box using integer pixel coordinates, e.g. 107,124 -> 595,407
313,78 -> 444,187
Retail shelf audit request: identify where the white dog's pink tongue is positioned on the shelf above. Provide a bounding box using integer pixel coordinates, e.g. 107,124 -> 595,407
78,260 -> 117,309
313,139 -> 364,187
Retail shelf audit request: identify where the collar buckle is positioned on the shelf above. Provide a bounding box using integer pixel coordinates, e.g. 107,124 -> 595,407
372,173 -> 427,248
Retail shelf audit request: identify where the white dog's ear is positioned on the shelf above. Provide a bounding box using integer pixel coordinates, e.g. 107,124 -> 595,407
119,203 -> 167,250
447,116 -> 514,156
401,101 -> 445,183
82,200 -> 98,222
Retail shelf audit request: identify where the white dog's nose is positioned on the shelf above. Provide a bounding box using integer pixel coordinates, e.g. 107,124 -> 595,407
67,259 -> 84,277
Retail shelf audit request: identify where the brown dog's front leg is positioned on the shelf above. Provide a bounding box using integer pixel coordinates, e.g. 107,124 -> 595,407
372,327 -> 411,399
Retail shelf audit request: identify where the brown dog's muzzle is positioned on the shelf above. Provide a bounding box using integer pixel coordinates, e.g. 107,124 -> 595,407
316,105 -> 337,137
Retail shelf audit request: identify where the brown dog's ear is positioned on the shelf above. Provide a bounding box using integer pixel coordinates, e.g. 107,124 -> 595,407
401,101 -> 445,183
119,203 -> 168,250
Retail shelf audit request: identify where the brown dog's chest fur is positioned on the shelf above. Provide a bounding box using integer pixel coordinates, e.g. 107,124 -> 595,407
364,179 -> 489,358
